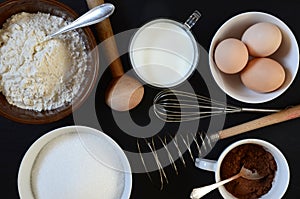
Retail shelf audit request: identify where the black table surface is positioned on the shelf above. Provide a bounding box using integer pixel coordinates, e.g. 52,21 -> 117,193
1,0 -> 300,198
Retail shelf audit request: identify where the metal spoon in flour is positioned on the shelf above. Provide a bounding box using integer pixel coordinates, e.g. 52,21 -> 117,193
48,3 -> 114,38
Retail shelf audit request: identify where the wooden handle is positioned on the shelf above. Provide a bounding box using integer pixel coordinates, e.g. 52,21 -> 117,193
218,104 -> 300,139
86,0 -> 124,77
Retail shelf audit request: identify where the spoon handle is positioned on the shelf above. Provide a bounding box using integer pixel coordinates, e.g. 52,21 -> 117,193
190,174 -> 240,199
49,3 -> 114,38
86,0 -> 124,78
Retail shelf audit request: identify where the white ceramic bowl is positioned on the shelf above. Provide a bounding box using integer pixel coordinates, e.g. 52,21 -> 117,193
195,139 -> 290,199
18,126 -> 132,199
209,11 -> 299,103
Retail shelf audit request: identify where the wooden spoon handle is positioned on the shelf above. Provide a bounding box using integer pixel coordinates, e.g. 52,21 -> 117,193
219,104 -> 300,139
86,0 -> 124,77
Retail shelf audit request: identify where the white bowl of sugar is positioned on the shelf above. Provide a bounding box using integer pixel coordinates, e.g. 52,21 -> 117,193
17,126 -> 132,199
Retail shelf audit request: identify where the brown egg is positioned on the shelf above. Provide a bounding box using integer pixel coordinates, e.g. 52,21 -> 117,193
242,22 -> 282,57
241,58 -> 285,93
214,38 -> 249,74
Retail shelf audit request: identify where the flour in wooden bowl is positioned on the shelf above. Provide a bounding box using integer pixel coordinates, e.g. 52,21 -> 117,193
0,12 -> 88,111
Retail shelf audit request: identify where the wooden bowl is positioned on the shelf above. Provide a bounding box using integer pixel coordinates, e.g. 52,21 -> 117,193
0,0 -> 99,124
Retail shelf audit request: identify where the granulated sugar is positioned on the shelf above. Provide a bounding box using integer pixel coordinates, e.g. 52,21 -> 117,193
31,132 -> 125,199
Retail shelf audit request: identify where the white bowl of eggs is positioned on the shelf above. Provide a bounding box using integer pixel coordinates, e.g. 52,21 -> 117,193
209,11 -> 299,103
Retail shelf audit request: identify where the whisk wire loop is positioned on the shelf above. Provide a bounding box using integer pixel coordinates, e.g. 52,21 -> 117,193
153,89 -> 279,122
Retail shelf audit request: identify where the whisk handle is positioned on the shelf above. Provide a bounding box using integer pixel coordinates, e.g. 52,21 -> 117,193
241,108 -> 281,113
219,104 -> 300,139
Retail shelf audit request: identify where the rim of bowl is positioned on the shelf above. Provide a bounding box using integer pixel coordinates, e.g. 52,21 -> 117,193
216,138 -> 290,199
17,125 -> 132,199
0,0 -> 99,124
209,11 -> 299,104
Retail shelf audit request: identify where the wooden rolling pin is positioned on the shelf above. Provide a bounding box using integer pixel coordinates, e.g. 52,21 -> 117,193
86,0 -> 144,111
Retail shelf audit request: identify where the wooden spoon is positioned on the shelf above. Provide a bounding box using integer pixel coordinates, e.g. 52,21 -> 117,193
86,0 -> 144,111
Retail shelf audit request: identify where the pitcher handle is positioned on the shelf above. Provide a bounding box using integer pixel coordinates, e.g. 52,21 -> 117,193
195,158 -> 217,172
184,10 -> 201,29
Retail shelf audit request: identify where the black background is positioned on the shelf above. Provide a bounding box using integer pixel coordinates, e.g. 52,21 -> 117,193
1,0 -> 300,198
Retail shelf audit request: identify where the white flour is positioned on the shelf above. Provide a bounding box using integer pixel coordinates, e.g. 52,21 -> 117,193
31,132 -> 125,199
0,12 -> 88,111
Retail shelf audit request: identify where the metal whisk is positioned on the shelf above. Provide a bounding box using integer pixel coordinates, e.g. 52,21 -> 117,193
137,131 -> 211,190
153,89 -> 280,122
138,103 -> 300,189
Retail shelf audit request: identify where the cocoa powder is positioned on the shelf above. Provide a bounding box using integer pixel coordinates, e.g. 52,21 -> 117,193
220,144 -> 277,199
